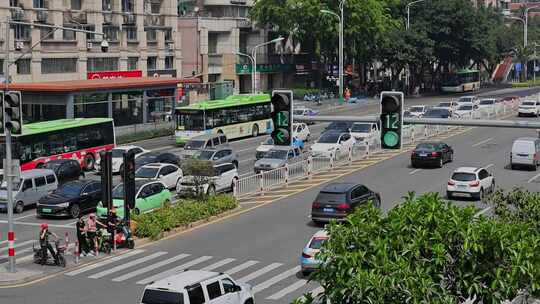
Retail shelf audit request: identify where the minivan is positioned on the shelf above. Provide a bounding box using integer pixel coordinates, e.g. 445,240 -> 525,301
0,169 -> 58,213
181,134 -> 229,159
510,137 -> 540,170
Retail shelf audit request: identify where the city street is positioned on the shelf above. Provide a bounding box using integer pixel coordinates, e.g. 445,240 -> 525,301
1,88 -> 539,303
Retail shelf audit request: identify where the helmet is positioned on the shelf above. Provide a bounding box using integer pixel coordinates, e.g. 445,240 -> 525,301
40,223 -> 48,230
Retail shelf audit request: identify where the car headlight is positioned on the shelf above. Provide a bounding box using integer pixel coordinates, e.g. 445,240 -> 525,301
57,202 -> 70,208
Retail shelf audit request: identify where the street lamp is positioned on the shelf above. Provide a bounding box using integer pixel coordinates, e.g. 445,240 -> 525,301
524,4 -> 540,47
406,0 -> 426,30
504,16 -> 526,48
321,0 -> 345,105
235,51 -> 255,94
251,36 -> 284,93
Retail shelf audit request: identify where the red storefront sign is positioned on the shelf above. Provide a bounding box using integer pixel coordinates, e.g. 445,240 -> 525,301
87,70 -> 142,80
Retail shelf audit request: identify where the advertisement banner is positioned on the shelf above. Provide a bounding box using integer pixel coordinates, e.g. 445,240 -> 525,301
87,70 -> 142,80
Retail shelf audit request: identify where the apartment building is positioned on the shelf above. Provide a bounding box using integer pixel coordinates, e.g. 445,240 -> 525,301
0,0 -> 182,83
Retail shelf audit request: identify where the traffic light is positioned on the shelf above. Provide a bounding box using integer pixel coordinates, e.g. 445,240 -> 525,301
271,90 -> 293,146
379,91 -> 404,149
99,150 -> 113,211
0,92 -> 4,135
4,91 -> 22,135
123,150 -> 136,212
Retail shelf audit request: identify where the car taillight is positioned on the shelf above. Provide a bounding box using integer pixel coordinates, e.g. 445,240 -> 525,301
336,203 -> 350,211
448,180 -> 455,186
302,252 -> 312,258
469,181 -> 480,187
312,202 -> 321,209
431,151 -> 440,157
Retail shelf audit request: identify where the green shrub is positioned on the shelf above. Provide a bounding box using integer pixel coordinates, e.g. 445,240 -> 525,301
511,80 -> 540,88
117,128 -> 173,145
132,194 -> 237,240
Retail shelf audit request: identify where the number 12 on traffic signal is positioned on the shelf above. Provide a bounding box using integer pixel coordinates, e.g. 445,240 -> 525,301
380,91 -> 404,150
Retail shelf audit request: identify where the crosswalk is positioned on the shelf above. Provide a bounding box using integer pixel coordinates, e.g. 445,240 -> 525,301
61,248 -> 323,303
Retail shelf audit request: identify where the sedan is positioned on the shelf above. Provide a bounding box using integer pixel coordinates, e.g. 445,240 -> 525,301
437,101 -> 459,113
135,152 -> 180,169
411,142 -> 453,168
107,145 -> 147,173
97,180 -> 172,218
300,230 -> 329,276
310,131 -> 355,158
293,107 -> 319,125
408,105 -> 427,117
454,104 -> 478,118
423,108 -> 452,118
37,180 -> 102,218
135,163 -> 183,190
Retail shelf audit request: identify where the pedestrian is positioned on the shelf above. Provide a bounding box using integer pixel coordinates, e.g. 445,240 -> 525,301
85,213 -> 105,256
39,223 -> 59,265
107,206 -> 119,247
75,216 -> 88,256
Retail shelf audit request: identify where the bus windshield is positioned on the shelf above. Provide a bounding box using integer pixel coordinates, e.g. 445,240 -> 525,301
177,110 -> 205,131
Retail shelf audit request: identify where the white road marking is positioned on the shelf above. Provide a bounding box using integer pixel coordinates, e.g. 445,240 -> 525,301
136,256 -> 213,285
528,172 -> 540,183
0,244 -> 75,266
266,278 -> 308,300
485,163 -> 495,169
201,258 -> 236,271
223,260 -> 259,275
65,249 -> 144,276
409,169 -> 422,175
472,138 -> 493,147
0,240 -> 34,254
14,213 -> 37,221
474,206 -> 492,217
237,263 -> 282,283
88,251 -> 168,279
237,148 -> 254,153
252,266 -> 301,294
112,253 -> 190,282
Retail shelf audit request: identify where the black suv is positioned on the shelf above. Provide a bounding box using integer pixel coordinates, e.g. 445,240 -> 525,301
44,159 -> 84,185
311,183 -> 380,224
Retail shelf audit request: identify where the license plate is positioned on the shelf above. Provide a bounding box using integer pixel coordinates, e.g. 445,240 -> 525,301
419,153 -> 427,157
323,208 -> 334,213
42,208 -> 52,213
457,185 -> 467,189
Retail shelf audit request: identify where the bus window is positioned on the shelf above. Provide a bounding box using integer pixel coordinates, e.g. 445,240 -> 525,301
178,111 -> 204,131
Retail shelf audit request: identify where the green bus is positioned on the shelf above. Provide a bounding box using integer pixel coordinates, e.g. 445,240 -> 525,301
174,94 -> 272,145
441,69 -> 481,93
0,118 -> 115,171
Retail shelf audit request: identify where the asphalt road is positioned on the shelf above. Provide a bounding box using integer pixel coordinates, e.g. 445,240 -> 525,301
1,88 -> 540,303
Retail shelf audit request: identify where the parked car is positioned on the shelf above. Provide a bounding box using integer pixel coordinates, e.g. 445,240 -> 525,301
454,104 -> 478,118
300,230 -> 329,276
324,121 -> 354,133
447,167 -> 495,200
411,142 -> 453,168
478,98 -> 496,112
437,101 -> 459,113
37,180 -> 102,218
254,146 -> 303,173
177,162 -> 239,196
135,163 -> 183,190
96,145 -> 148,173
458,95 -> 479,105
510,137 -> 540,170
44,159 -> 83,185
181,134 -> 229,159
518,100 -> 540,117
408,105 -> 427,118
350,122 -> 380,146
0,169 -> 58,213
135,152 -> 180,169
293,122 -> 311,142
139,270 -> 254,304
97,180 -> 172,218
195,148 -> 239,168
310,131 -> 355,158
293,107 -> 319,124
423,108 -> 452,118
311,183 -> 380,224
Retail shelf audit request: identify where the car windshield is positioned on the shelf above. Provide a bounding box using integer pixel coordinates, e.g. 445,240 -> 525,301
416,143 -> 438,150
458,105 -> 473,110
522,101 -> 536,106
111,149 -> 126,158
326,122 -> 351,131
409,106 -> 424,112
196,150 -> 215,160
136,155 -> 157,164
309,237 -> 328,249
184,140 -> 205,150
57,183 -> 83,197
479,100 -> 494,105
424,109 -> 449,117
438,102 -> 451,107
459,97 -> 473,103
351,123 -> 371,133
264,150 -> 288,159
293,109 -> 304,115
135,167 -> 159,179
316,191 -> 346,203
451,172 -> 476,181
318,133 -> 340,143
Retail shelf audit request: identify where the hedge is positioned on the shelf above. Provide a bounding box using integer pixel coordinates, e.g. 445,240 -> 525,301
117,127 -> 173,145
132,194 -> 238,240
511,80 -> 540,88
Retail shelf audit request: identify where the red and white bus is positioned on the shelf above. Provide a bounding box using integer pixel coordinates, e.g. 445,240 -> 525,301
0,118 -> 115,171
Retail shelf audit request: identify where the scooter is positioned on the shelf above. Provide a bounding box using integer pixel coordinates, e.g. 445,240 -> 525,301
102,221 -> 135,250
33,240 -> 66,267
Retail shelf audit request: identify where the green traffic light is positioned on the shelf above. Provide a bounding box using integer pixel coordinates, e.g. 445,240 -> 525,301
383,131 -> 399,147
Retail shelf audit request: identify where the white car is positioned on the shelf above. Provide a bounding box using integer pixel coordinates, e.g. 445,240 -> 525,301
437,101 -> 459,114
454,104 -> 478,118
477,98 -> 496,112
458,96 -> 479,105
447,167 -> 495,200
310,131 -> 356,158
293,122 -> 311,142
255,138 -> 275,160
135,163 -> 183,190
408,105 -> 427,118
96,145 -> 148,173
177,162 -> 238,196
518,100 -> 540,117
350,122 -> 380,146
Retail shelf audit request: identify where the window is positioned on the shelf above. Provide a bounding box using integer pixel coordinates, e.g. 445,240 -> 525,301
102,0 -> 112,11
212,137 -> 220,147
219,135 -> 227,144
103,26 -> 118,41
40,27 -> 54,40
13,24 -> 30,40
10,0 -> 18,7
125,26 -> 137,41
141,290 -> 183,304
42,58 -> 77,74
127,57 -> 138,70
206,281 -> 222,300
187,284 -> 205,304
85,25 -> 96,40
22,179 -> 33,191
351,185 -> 369,200
63,25 -> 77,40
164,28 -> 173,41
165,56 -> 174,69
208,33 -> 218,54
222,278 -> 236,294
16,59 -> 31,75
122,0 -> 134,12
146,29 -> 157,42
46,175 -> 56,184
71,0 -> 81,10
87,57 -> 119,72
33,0 -> 45,8
479,170 -> 489,180
147,56 -> 157,70
35,176 -> 46,187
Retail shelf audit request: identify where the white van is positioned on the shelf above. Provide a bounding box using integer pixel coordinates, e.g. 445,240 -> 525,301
0,169 -> 58,213
140,270 -> 254,304
510,137 -> 540,170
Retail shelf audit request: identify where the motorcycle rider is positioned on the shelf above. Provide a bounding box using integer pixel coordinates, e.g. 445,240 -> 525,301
39,223 -> 59,265
108,206 -> 130,245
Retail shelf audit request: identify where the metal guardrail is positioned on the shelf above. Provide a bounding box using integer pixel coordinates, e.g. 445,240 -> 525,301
234,96 -> 525,198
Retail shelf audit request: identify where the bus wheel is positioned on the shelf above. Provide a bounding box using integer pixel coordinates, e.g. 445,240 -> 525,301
84,154 -> 95,171
252,124 -> 259,137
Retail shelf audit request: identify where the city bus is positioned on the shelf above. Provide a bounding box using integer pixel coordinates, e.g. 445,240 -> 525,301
441,69 -> 481,93
0,118 -> 115,171
174,94 -> 272,145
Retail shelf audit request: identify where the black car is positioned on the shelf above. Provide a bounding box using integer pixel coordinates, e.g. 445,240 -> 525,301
311,183 -> 380,224
324,121 -> 354,133
423,108 -> 452,118
135,152 -> 180,169
44,159 -> 84,185
37,180 -> 102,218
411,142 -> 453,168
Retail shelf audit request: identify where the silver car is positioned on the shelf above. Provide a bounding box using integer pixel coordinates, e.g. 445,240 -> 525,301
194,148 -> 239,168
0,169 -> 58,213
254,146 -> 302,173
180,134 -> 229,159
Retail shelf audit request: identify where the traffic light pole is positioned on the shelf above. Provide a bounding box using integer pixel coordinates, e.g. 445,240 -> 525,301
5,129 -> 15,272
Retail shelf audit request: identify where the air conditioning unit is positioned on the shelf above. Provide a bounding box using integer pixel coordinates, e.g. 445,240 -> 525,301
86,42 -> 93,50
167,43 -> 174,50
103,12 -> 113,24
36,10 -> 48,23
123,13 -> 136,25
15,41 -> 24,50
10,8 -> 24,21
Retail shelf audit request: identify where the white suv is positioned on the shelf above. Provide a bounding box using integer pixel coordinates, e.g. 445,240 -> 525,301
447,167 -> 495,200
518,100 -> 540,117
177,163 -> 238,196
140,270 -> 254,304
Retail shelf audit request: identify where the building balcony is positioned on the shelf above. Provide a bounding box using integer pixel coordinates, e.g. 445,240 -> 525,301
208,54 -> 223,74
10,7 -> 28,22
144,14 -> 165,27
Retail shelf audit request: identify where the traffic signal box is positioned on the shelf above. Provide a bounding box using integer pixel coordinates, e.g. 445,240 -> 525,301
271,90 -> 293,146
380,91 -> 404,150
123,150 -> 136,222
3,91 -> 23,135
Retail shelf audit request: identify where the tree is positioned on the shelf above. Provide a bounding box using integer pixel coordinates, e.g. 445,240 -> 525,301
296,192 -> 540,303
181,159 -> 216,198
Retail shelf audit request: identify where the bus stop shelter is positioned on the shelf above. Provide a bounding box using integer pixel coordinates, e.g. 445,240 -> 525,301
8,77 -> 200,127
